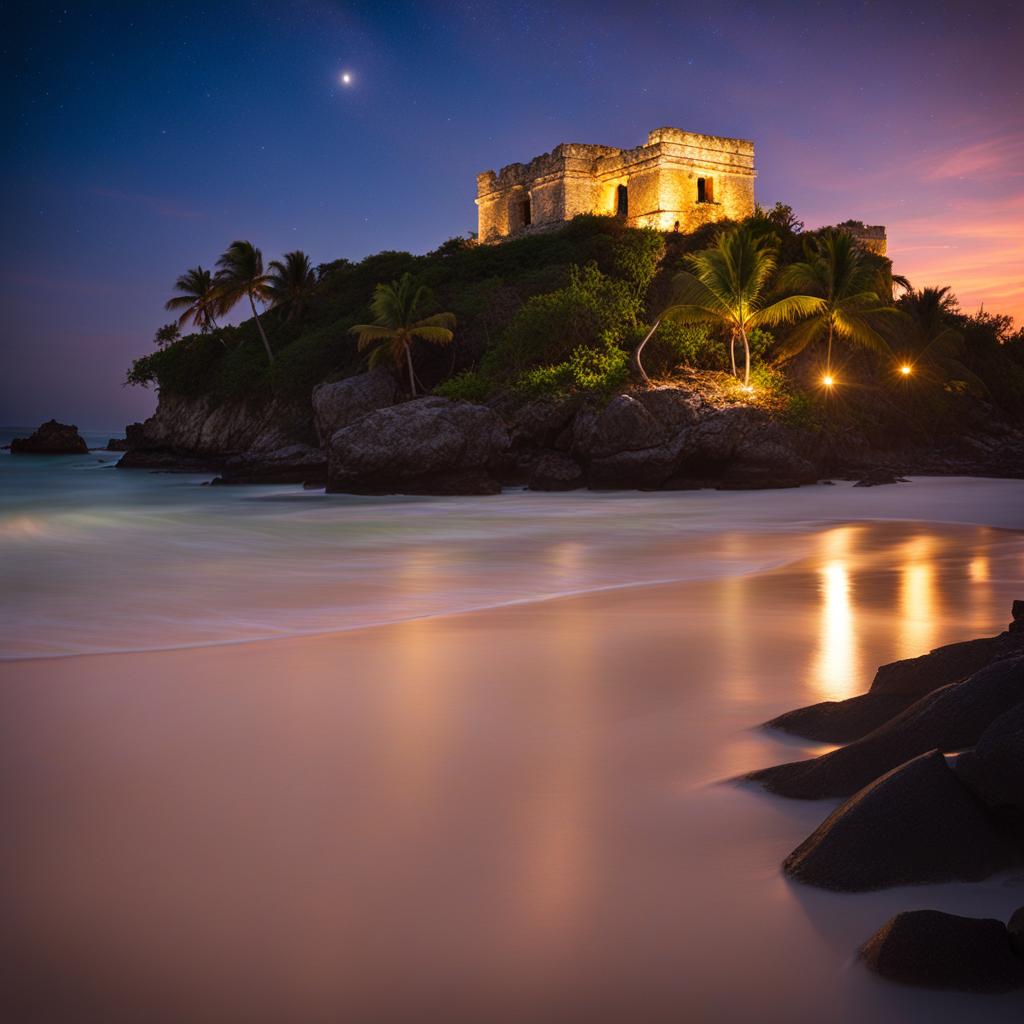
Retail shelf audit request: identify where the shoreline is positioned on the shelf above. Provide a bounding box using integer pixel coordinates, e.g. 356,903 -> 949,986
4,503 -> 1022,666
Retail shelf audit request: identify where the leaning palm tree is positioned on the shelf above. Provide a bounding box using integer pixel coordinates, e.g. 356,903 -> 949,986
164,266 -> 222,332
267,250 -> 317,322
349,273 -> 455,396
214,240 -> 274,363
775,229 -> 902,373
634,227 -> 821,386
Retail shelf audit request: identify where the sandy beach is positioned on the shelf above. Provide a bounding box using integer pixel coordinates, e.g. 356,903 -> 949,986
3,513 -> 1023,1023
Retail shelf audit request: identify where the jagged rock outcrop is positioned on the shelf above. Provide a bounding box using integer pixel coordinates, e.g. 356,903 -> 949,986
859,910 -> 1024,991
747,655 -> 1024,799
10,420 -> 88,455
782,750 -> 1014,890
118,392 -> 313,471
766,604 -> 1024,743
327,397 -> 510,495
214,444 -> 327,485
105,437 -> 130,451
311,369 -> 400,445
494,388 -> 821,491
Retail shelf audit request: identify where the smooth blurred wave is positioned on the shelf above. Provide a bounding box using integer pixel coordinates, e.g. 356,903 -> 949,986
2,430 -> 1023,659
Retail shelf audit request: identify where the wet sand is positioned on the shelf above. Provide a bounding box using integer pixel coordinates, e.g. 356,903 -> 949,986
2,519 -> 1024,1022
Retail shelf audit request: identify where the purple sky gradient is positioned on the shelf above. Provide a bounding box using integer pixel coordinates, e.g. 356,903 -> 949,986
3,0 -> 1022,429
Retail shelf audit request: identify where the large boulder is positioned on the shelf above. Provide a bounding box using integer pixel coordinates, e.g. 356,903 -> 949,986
859,910 -> 1024,992
766,604 -> 1024,743
214,444 -> 327,485
10,420 -> 88,455
955,700 -> 1024,820
528,452 -> 586,491
311,369 -> 400,445
327,397 -> 509,495
783,750 -> 1013,890
748,655 -> 1024,799
588,440 -> 686,489
717,438 -> 818,490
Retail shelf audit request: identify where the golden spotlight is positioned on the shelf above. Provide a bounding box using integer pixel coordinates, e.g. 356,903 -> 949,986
900,364 -> 912,376
822,374 -> 835,388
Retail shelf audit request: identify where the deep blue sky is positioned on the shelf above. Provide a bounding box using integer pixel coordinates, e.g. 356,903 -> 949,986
3,0 -> 1022,429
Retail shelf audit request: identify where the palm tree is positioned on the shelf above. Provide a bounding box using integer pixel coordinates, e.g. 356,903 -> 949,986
164,266 -> 222,332
897,286 -> 987,394
267,250 -> 317,322
635,227 -> 820,386
775,229 -> 901,373
349,273 -> 455,396
214,240 -> 274,363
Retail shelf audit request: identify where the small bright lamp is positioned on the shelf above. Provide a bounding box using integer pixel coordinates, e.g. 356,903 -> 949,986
822,374 -> 834,388
900,364 -> 912,376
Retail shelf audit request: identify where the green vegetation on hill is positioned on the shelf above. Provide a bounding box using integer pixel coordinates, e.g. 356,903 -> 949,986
128,211 -> 1024,444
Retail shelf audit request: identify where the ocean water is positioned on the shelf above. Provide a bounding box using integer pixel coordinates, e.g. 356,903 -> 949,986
2,427 -> 1023,660
4,430 -> 1024,1022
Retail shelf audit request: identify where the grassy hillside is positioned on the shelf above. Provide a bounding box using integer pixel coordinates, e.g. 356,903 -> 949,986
128,212 -> 1024,448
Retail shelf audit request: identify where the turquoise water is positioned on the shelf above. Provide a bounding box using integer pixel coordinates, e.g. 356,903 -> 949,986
3,426 -> 1023,660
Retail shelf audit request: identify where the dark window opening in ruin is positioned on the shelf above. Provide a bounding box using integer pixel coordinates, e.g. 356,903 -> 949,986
521,197 -> 531,227
616,184 -> 628,218
697,177 -> 714,203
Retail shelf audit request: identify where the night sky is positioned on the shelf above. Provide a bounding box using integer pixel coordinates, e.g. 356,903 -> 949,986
4,0 -> 1022,429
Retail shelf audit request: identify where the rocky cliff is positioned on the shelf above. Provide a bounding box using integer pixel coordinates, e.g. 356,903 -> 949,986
116,371 -> 1024,492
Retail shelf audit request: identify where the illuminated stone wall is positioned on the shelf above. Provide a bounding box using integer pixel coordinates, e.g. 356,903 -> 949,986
476,128 -> 757,242
848,225 -> 887,256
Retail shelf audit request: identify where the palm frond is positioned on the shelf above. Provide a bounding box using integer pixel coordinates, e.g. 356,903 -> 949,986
749,294 -> 825,328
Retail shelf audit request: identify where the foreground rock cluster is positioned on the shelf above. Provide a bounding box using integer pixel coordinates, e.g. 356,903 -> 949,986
748,602 -> 1024,992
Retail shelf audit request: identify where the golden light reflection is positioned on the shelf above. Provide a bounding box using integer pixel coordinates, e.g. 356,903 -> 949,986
968,556 -> 989,582
810,560 -> 862,700
515,602 -> 594,940
897,536 -> 938,659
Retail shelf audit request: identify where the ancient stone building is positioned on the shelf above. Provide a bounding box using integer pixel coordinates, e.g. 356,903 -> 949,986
476,127 -> 757,242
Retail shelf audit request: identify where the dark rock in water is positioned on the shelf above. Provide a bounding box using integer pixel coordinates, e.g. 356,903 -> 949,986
765,604 -> 1024,742
784,750 -> 1013,891
749,655 -> 1024,799
10,420 -> 88,455
327,397 -> 509,495
955,701 -> 1024,819
214,444 -> 326,485
117,450 -> 223,473
870,628 -> 1024,697
859,910 -> 1024,992
1010,907 -> 1024,957
767,693 -> 920,745
528,452 -> 586,491
312,369 -> 400,445
105,437 -> 130,451
853,470 -> 909,487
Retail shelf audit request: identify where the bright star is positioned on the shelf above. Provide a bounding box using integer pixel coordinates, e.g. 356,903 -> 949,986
340,71 -> 353,86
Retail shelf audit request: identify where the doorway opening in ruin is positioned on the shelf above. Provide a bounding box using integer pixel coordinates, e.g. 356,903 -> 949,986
510,194 -> 531,232
697,177 -> 714,203
616,184 -> 628,218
